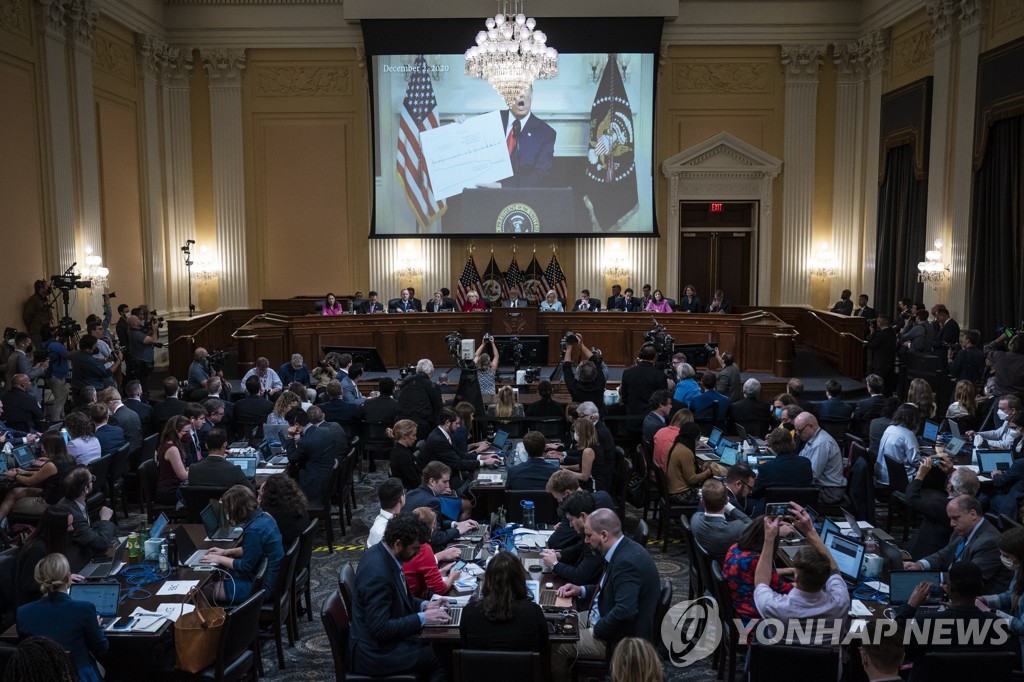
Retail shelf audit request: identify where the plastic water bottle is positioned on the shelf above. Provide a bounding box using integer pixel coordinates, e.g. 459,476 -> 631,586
159,541 -> 170,572
521,500 -> 535,530
167,531 -> 178,567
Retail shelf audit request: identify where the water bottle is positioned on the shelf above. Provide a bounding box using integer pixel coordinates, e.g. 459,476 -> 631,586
159,541 -> 170,572
167,531 -> 178,567
521,500 -> 535,530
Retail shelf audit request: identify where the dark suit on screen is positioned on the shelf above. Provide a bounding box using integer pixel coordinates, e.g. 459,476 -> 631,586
500,110 -> 556,188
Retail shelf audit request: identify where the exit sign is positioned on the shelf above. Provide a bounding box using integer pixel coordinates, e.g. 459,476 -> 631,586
710,202 -> 724,212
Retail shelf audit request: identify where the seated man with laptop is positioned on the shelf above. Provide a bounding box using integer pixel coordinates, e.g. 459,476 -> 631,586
506,431 -> 560,490
404,461 -> 480,551
187,427 -> 255,492
55,466 -> 119,572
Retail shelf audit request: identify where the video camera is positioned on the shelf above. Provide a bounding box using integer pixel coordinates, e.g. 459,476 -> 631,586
997,323 -> 1023,340
508,336 -> 524,369
398,363 -> 417,380
206,349 -> 229,371
523,367 -> 541,383
141,310 -> 165,333
643,317 -> 675,372
49,273 -> 91,290
445,331 -> 462,360
560,331 -> 578,354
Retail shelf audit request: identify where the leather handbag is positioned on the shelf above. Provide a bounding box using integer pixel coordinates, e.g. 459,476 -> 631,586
174,587 -> 226,673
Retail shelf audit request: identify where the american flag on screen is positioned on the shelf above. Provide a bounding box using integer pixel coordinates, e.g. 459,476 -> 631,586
505,256 -> 524,300
456,255 -> 481,309
396,55 -> 446,230
544,253 -> 569,303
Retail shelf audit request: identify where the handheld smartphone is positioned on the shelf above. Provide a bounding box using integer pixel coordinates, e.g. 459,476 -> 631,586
765,502 -> 790,517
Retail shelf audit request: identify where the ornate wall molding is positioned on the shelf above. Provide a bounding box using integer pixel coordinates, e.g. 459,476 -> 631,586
834,41 -> 869,79
993,0 -> 1024,26
780,44 -> 827,80
37,0 -> 64,38
93,31 -> 133,81
252,64 -> 351,97
201,47 -> 245,83
961,0 -> 985,28
68,0 -> 95,45
165,46 -> 194,83
927,0 -> 956,45
891,24 -> 933,78
672,62 -> 771,94
0,0 -> 30,38
865,29 -> 889,75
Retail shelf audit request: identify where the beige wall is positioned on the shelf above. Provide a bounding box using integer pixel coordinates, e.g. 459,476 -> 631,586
987,0 -> 1024,51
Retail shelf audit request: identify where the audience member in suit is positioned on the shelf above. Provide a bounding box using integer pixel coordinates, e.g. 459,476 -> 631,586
420,408 -> 499,489
506,431 -> 558,490
867,315 -> 898,395
233,376 -> 275,430
321,380 -> 361,426
540,490 -> 606,586
572,289 -> 601,312
460,550 -> 549,659
101,388 -> 142,455
724,464 -> 758,517
852,294 -> 876,321
394,359 -> 443,440
16,553 -> 108,682
188,427 -> 254,491
403,462 -> 480,550
750,428 -> 813,501
54,466 -> 118,571
688,371 -> 730,424
388,419 -> 423,490
336,354 -> 366,405
715,352 -> 743,402
348,514 -> 449,680
123,379 -> 154,435
729,378 -> 772,436
830,289 -> 854,315
309,405 -> 350,461
545,471 -> 616,550
905,495 -> 1013,593
283,407 -> 338,507
525,380 -> 567,420
949,328 -> 986,384
641,391 -> 672,444
1,374 -> 42,432
905,457 -> 977,559
258,472 -> 310,550
895,561 -> 1016,681
852,374 -> 887,435
868,397 -> 902,459
552,510 -> 660,681
786,378 -> 817,416
706,289 -> 732,313
152,376 -> 187,432
359,376 -> 399,426
90,403 -> 125,455
620,344 -> 668,416
815,379 -> 854,421
357,291 -> 385,314
180,401 -> 208,467
931,304 -> 961,353
199,397 -> 230,451
691,479 -> 752,565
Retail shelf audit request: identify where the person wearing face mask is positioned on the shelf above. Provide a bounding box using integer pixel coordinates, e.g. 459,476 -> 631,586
966,395 -> 1021,449
980,413 -> 1024,518
978,527 -> 1024,664
768,393 -> 798,428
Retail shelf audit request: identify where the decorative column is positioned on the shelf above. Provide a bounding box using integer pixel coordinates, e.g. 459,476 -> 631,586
138,35 -> 169,314
831,42 -> 868,301
923,0 -> 957,309
860,31 -> 888,304
779,44 -> 826,305
37,0 -> 76,272
201,48 -> 248,310
949,0 -> 984,324
162,46 -> 196,315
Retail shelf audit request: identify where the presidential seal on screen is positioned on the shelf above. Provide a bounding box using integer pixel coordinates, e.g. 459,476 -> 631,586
495,203 -> 540,234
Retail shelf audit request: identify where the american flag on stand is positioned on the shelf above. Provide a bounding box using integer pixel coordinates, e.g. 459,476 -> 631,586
505,256 -> 524,300
396,55 -> 445,230
544,253 -> 569,304
456,255 -> 481,309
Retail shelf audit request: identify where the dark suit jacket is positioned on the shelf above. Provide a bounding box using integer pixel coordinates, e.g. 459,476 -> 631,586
319,420 -> 351,458
94,423 -> 126,455
500,110 -> 556,188
403,484 -> 459,549
233,395 -> 274,427
620,298 -> 644,312
54,497 -> 118,572
152,396 -> 186,432
548,490 -> 614,550
420,428 -> 478,487
728,398 -> 771,435
853,394 -> 886,423
920,519 -> 1013,592
572,298 -> 601,312
815,397 -> 854,421
348,542 -> 429,676
830,299 -> 854,315
0,389 -> 41,431
688,390 -> 729,422
321,397 -> 360,425
360,396 -> 398,426
620,362 -> 667,415
853,305 -> 876,320
606,295 -> 625,311
188,454 -> 254,491
690,508 -> 752,564
506,458 -> 557,491
125,398 -> 154,435
16,592 -> 108,672
582,537 -> 660,657
750,453 -> 814,498
109,404 -> 142,455
904,480 -> 952,559
867,326 -> 897,374
388,298 -> 421,313
358,299 -> 385,314
284,424 -> 338,506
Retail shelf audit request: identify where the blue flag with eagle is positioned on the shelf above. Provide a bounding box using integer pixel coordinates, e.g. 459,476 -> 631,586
523,255 -> 546,304
582,54 -> 638,232
504,256 -> 525,301
481,254 -> 505,306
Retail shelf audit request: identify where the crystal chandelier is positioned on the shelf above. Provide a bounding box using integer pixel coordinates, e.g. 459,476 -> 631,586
464,0 -> 558,108
808,242 -> 839,279
80,244 -> 109,289
917,239 -> 949,289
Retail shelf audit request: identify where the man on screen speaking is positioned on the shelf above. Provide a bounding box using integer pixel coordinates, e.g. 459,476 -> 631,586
499,86 -> 556,188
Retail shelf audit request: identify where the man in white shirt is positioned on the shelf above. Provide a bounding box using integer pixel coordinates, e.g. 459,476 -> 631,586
794,412 -> 847,505
240,357 -> 283,398
966,395 -> 1020,449
367,477 -> 405,549
753,504 -> 850,642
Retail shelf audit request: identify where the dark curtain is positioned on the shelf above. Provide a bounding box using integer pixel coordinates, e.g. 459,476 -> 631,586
874,144 -> 927,318
969,116 -> 1024,337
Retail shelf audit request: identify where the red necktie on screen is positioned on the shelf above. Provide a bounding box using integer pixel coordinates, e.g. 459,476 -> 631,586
507,119 -> 520,155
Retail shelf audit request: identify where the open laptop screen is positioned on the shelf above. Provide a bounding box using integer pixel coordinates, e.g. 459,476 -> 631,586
717,441 -> 740,467
228,456 -> 259,478
977,450 -> 1012,474
922,420 -> 939,443
491,430 -> 509,449
11,445 -> 35,468
708,426 -> 723,449
888,570 -> 942,605
70,583 -> 120,617
820,529 -> 865,583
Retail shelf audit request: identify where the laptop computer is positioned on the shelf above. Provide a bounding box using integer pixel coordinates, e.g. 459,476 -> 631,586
423,605 -> 463,627
977,450 -> 1013,476
0,454 -> 8,475
11,444 -> 35,468
820,516 -> 841,540
947,419 -> 962,439
841,508 -> 868,541
201,500 -> 243,541
888,569 -> 944,610
79,541 -> 128,579
945,436 -> 968,457
482,430 -> 510,454
921,420 -> 940,444
227,456 -> 259,478
174,528 -> 211,568
69,582 -> 122,627
735,423 -> 766,448
717,440 -> 741,467
263,423 -> 289,447
150,512 -> 169,540
708,426 -> 724,450
820,529 -> 866,586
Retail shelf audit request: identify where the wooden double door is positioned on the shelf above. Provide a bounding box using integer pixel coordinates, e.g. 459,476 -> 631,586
678,201 -> 756,306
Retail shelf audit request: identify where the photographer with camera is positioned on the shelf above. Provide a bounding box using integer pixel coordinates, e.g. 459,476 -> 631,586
189,347 -> 220,390
22,280 -> 53,346
561,332 -> 608,417
128,313 -> 160,389
474,335 -> 499,395
5,332 -> 48,403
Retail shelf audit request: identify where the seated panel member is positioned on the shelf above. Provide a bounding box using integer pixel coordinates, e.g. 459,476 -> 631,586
389,288 -> 421,314
348,514 -> 450,679
358,290 -> 385,314
539,289 -> 564,312
572,289 -> 601,312
605,284 -> 625,311
620,287 -> 643,312
404,461 -> 479,551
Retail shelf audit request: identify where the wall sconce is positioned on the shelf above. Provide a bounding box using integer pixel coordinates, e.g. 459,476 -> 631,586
917,239 -> 949,290
396,243 -> 423,280
194,246 -> 220,282
603,242 -> 630,281
80,245 -> 109,290
588,54 -> 630,84
808,242 -> 839,279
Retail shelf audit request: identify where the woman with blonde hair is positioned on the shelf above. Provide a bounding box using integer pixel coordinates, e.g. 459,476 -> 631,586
387,419 -> 421,489
610,637 -> 664,682
267,390 -> 302,427
488,385 -> 524,419
16,553 -> 108,682
539,289 -> 564,312
946,379 -> 978,422
562,417 -> 613,492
